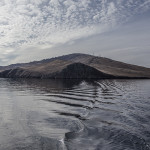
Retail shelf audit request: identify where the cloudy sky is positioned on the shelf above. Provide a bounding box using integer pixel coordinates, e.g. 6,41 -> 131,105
0,0 -> 150,67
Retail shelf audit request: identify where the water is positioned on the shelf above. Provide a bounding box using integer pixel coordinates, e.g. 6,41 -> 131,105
0,78 -> 150,150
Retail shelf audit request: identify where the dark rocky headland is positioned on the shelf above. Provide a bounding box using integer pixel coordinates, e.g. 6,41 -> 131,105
0,53 -> 150,79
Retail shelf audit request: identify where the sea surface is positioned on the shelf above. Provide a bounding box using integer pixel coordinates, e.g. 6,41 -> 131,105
0,78 -> 150,150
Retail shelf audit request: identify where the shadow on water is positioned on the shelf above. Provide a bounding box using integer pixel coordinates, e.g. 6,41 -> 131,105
0,78 -> 150,150
6,78 -> 84,90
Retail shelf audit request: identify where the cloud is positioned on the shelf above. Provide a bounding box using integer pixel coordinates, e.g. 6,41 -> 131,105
0,0 -> 150,48
0,0 -> 150,65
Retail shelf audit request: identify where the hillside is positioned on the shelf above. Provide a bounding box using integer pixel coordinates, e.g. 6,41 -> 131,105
0,53 -> 150,79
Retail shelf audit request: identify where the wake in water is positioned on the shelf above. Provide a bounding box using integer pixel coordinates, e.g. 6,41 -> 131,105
0,79 -> 150,150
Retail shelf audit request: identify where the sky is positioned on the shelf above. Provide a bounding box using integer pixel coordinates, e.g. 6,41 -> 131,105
0,0 -> 150,67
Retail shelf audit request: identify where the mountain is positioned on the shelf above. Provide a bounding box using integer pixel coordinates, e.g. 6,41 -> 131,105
0,53 -> 150,79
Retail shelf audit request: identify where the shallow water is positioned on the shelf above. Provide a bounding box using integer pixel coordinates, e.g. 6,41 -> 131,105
0,78 -> 150,150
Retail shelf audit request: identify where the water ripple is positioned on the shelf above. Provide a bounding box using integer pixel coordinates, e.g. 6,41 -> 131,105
0,79 -> 150,150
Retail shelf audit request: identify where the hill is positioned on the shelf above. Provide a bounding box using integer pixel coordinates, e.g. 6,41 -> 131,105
0,53 -> 150,79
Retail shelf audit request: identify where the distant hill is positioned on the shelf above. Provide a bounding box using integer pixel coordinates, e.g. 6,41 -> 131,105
0,53 -> 150,79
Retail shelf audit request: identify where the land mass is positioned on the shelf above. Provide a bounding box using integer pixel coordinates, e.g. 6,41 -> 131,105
0,53 -> 150,79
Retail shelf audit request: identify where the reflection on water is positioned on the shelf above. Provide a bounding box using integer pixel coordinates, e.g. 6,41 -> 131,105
0,78 -> 150,150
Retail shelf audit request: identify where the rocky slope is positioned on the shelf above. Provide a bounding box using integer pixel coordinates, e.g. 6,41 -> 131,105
0,53 -> 150,79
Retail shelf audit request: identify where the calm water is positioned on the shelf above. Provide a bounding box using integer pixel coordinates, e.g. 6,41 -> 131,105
0,78 -> 150,150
